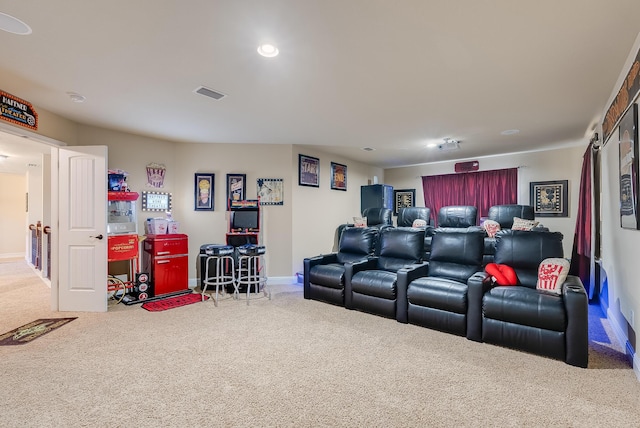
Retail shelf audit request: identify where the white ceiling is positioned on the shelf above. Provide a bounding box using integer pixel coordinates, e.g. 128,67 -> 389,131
1,1 -> 639,173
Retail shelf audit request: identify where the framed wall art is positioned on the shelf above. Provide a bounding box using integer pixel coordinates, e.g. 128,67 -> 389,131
257,178 -> 284,205
330,162 -> 347,191
394,189 -> 415,215
529,180 -> 568,217
194,173 -> 215,211
226,173 -> 246,210
298,154 -> 319,187
141,191 -> 172,212
619,103 -> 640,229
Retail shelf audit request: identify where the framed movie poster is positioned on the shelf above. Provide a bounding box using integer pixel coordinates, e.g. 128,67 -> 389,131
619,104 -> 640,229
298,154 -> 319,187
257,178 -> 284,205
394,189 -> 415,216
194,173 -> 215,211
330,162 -> 347,191
530,180 -> 568,217
226,173 -> 246,210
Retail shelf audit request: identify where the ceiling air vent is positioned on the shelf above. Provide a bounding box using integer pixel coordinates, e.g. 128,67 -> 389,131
193,86 -> 226,100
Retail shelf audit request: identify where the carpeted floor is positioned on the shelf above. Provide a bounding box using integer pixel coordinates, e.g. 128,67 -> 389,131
1,258 -> 640,427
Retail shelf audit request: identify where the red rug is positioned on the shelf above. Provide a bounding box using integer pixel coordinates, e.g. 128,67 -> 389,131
0,318 -> 77,346
142,293 -> 208,312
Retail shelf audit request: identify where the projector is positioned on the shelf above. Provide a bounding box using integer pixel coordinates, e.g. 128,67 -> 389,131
437,138 -> 460,151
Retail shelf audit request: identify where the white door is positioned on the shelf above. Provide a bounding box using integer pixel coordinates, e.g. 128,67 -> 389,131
57,146 -> 107,312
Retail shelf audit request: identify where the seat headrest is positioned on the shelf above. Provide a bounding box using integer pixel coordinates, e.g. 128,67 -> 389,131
437,206 -> 477,228
487,205 -> 535,229
397,207 -> 431,227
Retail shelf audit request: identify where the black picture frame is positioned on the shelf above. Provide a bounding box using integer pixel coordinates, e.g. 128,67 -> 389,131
298,154 -> 319,187
226,173 -> 246,210
330,162 -> 347,191
394,189 -> 416,216
194,173 -> 215,211
619,103 -> 640,229
530,180 -> 568,217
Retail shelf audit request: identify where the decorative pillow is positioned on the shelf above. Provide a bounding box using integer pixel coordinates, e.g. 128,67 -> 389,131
511,216 -> 539,231
536,258 -> 570,294
412,219 -> 427,228
483,220 -> 501,238
485,263 -> 518,286
353,217 -> 367,228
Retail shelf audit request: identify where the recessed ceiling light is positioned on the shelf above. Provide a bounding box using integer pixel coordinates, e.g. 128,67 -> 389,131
257,43 -> 279,58
501,129 -> 520,135
362,147 -> 375,151
0,12 -> 32,35
67,92 -> 86,103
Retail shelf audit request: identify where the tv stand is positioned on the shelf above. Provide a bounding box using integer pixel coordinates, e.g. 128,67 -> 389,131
226,232 -> 258,248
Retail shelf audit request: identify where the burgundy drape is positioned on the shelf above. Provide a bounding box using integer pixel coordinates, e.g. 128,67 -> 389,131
570,144 -> 593,297
422,168 -> 518,225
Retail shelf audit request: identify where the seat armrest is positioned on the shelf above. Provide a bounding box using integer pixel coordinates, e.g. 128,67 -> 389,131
466,271 -> 491,341
303,254 -> 339,299
344,257 -> 378,309
563,275 -> 589,368
396,262 -> 429,323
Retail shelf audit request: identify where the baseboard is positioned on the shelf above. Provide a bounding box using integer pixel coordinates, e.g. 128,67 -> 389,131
606,306 -> 640,381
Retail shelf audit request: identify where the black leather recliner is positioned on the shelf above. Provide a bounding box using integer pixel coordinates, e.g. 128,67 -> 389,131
362,207 -> 393,229
437,205 -> 478,228
304,227 -> 379,306
425,205 -> 479,261
482,204 -> 545,265
397,207 -> 433,259
397,207 -> 431,227
345,227 -> 425,319
397,228 -> 485,336
467,230 -> 589,367
487,204 -> 535,228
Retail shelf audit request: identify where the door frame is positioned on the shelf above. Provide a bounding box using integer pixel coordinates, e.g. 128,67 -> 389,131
0,122 -> 65,310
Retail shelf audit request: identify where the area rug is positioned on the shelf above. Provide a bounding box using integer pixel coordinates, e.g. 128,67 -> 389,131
141,293 -> 208,312
0,318 -> 77,346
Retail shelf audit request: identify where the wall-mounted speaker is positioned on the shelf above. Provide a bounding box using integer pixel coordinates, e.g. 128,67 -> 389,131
455,160 -> 479,173
130,272 -> 152,300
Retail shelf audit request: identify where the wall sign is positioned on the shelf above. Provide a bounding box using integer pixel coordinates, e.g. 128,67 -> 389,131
603,48 -> 640,143
0,90 -> 38,130
141,191 -> 172,212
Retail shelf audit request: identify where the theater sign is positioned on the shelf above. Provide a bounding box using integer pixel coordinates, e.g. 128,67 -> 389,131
0,90 -> 38,130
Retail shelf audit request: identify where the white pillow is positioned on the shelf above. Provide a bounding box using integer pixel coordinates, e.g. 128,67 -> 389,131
536,258 -> 570,294
412,219 -> 427,228
512,216 -> 539,231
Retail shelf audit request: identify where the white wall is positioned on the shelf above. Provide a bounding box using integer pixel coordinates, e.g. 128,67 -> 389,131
74,124 -> 381,280
599,31 -> 640,366
384,144 -> 586,256
0,172 -> 27,257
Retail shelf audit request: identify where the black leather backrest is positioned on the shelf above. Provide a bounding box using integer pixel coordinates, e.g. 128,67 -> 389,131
362,207 -> 393,227
437,205 -> 478,228
487,204 -> 535,229
397,207 -> 431,227
336,227 -> 378,264
377,227 -> 425,271
428,229 -> 484,282
494,230 -> 564,288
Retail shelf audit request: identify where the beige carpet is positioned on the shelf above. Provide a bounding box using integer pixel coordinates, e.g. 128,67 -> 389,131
1,259 -> 640,427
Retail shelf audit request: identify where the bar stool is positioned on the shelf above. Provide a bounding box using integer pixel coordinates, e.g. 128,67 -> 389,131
236,244 -> 270,305
200,244 -> 236,306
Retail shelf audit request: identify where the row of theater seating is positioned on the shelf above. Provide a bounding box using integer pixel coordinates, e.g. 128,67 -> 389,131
344,204 -> 546,265
303,225 -> 589,367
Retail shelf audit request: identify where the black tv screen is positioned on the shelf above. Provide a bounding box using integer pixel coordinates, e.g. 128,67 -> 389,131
232,210 -> 259,230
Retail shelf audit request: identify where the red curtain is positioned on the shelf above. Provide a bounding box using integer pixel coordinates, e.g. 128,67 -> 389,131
570,144 -> 593,297
422,168 -> 518,225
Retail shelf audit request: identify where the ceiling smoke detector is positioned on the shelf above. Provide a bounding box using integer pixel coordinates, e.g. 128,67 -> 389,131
438,138 -> 460,151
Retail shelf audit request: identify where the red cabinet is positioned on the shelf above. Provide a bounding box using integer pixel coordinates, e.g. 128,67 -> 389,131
142,234 -> 189,297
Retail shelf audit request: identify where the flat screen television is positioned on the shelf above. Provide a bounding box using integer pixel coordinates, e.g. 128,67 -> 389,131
231,210 -> 259,231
